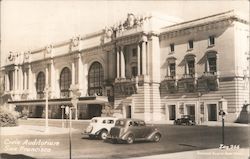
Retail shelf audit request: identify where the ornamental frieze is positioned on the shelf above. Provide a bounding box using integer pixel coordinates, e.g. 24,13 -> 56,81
160,19 -> 233,40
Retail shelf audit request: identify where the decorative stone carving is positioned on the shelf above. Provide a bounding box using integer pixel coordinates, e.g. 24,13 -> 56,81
24,51 -> 31,62
71,36 -> 80,47
45,44 -> 53,54
104,27 -> 113,38
8,51 -> 15,61
104,13 -> 150,39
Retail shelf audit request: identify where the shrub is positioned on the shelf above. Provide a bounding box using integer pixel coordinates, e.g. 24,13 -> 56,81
0,107 -> 19,127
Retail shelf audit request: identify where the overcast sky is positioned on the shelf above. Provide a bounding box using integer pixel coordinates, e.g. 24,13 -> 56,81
1,0 -> 249,66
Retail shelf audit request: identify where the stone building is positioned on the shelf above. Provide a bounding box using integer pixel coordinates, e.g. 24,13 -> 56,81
1,10 -> 249,123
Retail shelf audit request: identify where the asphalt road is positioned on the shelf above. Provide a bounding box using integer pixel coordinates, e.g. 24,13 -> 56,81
0,119 -> 249,159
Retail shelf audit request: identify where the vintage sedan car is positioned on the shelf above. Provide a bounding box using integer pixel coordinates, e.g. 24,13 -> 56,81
174,115 -> 196,126
82,117 -> 117,140
106,118 -> 161,144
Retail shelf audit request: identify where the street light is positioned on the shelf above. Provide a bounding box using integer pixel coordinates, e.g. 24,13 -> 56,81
65,105 -> 75,159
218,96 -> 227,146
44,85 -> 50,133
61,105 -> 66,128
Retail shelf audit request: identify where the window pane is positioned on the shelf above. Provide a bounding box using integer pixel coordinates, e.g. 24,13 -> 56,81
60,67 -> 71,97
208,57 -> 217,73
188,60 -> 195,74
188,40 -> 193,49
169,63 -> 176,77
88,62 -> 104,96
36,72 -> 45,99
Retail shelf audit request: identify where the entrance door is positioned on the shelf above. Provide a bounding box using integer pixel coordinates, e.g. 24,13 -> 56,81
168,105 -> 176,120
35,106 -> 44,118
126,106 -> 132,118
88,104 -> 102,119
208,104 -> 217,121
186,105 -> 195,120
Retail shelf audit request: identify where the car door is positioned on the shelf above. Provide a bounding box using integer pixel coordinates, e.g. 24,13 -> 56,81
106,119 -> 115,131
139,121 -> 151,138
129,121 -> 141,139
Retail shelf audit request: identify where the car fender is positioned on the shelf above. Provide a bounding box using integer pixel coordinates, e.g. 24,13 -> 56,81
147,130 -> 161,141
95,128 -> 108,136
121,131 -> 134,140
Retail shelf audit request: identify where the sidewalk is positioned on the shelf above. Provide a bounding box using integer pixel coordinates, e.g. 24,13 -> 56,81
130,148 -> 249,159
149,120 -> 249,127
0,125 -> 78,136
25,118 -> 249,127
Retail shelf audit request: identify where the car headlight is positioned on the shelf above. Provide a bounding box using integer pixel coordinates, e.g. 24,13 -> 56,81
85,125 -> 93,133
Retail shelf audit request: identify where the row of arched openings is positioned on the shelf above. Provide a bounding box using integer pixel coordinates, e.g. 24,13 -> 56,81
36,62 -> 104,99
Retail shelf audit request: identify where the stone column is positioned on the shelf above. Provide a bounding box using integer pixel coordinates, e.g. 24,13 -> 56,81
50,60 -> 55,98
142,41 -> 147,75
72,60 -> 76,85
185,59 -> 189,75
28,65 -> 32,91
5,72 -> 9,91
45,65 -> 49,87
167,62 -> 170,77
116,47 -> 120,78
120,46 -> 125,78
77,54 -> 84,96
23,70 -> 27,90
14,66 -> 18,91
206,57 -> 210,73
137,43 -> 141,76
19,67 -> 23,91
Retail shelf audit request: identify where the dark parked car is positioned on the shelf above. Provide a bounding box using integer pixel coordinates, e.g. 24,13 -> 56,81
106,118 -> 161,144
174,115 -> 196,126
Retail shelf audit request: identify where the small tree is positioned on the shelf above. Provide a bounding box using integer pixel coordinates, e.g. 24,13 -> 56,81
0,107 -> 19,127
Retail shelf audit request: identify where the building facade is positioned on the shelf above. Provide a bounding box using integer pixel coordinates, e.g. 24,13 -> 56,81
1,10 -> 249,123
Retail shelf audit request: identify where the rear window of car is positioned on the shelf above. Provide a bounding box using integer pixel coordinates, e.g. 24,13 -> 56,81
107,120 -> 114,124
115,120 -> 126,127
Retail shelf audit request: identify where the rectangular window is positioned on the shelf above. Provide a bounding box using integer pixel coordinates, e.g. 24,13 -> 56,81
188,40 -> 193,50
209,36 -> 215,46
169,63 -> 176,77
132,66 -> 137,77
187,60 -> 195,75
170,43 -> 175,52
132,48 -> 137,57
208,57 -> 217,73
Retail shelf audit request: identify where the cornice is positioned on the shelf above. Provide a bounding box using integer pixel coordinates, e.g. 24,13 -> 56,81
160,19 -> 234,40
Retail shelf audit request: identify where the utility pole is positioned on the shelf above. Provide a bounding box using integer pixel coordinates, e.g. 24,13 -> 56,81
44,65 -> 49,133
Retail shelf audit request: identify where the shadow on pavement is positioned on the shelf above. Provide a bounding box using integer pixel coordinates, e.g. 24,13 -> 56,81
0,153 -> 35,159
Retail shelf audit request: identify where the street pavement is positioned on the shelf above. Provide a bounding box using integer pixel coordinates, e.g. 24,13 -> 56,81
0,119 -> 249,159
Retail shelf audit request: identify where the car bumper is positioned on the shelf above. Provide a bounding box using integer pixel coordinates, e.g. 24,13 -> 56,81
106,134 -> 121,140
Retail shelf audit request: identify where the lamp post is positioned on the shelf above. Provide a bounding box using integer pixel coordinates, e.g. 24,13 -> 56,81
61,105 -> 66,128
44,85 -> 50,133
65,105 -> 73,159
218,96 -> 227,146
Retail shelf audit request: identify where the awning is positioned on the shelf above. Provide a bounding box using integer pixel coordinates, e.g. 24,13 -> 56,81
8,96 -> 109,106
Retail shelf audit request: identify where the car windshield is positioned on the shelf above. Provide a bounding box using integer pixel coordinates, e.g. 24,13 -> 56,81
115,120 -> 126,127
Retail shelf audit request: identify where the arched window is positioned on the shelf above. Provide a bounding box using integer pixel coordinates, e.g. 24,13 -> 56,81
60,67 -> 71,97
36,72 -> 45,99
88,62 -> 104,96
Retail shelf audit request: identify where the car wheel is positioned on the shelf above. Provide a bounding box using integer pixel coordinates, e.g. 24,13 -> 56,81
153,133 -> 161,142
99,130 -> 108,140
89,135 -> 95,139
126,135 -> 134,144
111,139 -> 117,144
